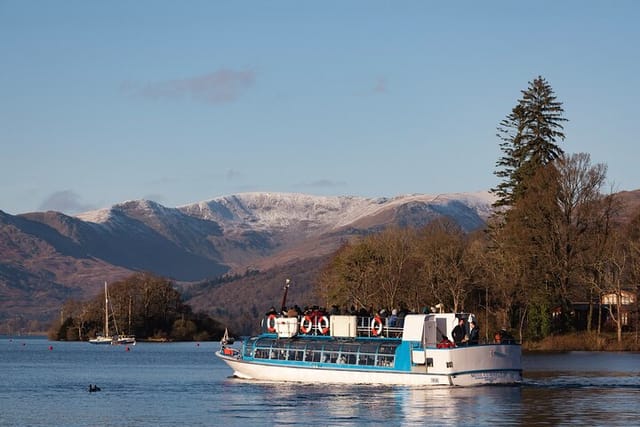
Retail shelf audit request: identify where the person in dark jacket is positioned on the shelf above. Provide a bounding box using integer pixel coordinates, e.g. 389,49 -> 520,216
451,318 -> 466,345
468,320 -> 480,345
499,327 -> 515,344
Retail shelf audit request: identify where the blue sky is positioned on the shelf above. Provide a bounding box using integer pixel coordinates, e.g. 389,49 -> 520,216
1,1 -> 639,215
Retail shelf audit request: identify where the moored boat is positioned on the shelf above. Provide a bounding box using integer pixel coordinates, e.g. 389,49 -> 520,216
88,282 -> 136,346
113,334 -> 136,345
88,335 -> 113,345
89,282 -> 113,345
216,310 -> 522,386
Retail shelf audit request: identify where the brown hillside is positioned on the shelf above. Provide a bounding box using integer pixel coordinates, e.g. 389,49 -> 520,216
185,255 -> 329,336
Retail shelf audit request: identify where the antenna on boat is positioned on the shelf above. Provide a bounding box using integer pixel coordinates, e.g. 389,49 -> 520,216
280,279 -> 291,313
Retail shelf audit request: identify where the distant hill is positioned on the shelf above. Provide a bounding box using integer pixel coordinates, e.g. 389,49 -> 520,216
2,189 -> 637,330
184,255 -> 329,335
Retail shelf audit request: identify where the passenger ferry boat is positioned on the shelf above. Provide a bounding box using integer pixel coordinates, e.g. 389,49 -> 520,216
216,310 -> 522,386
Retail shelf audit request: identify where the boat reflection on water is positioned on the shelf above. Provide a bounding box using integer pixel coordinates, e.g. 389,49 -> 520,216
395,385 -> 523,424
222,379 -> 523,425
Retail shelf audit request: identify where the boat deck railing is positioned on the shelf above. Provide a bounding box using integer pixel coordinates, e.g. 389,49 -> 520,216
263,314 -> 405,339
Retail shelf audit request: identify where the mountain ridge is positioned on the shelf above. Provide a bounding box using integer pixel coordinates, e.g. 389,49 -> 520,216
6,188 -> 637,329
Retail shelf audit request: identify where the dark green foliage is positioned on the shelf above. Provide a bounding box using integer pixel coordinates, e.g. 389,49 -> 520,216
493,76 -> 567,207
48,316 -> 74,341
49,272 -> 226,341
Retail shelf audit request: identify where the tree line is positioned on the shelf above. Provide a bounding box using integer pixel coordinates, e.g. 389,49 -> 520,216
318,76 -> 640,343
48,272 -> 226,341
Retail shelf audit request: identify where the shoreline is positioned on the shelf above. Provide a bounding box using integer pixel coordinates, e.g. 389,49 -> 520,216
522,331 -> 640,352
4,333 -> 639,351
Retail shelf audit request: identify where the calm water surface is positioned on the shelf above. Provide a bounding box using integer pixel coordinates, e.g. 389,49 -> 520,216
1,337 -> 639,426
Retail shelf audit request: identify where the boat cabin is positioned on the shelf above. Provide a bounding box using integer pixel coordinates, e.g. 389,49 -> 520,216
263,312 -> 476,347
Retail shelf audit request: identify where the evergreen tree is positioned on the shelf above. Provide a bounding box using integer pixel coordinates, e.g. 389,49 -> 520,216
492,76 -> 567,207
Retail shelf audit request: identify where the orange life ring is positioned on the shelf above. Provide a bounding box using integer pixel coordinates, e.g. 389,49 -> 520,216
317,316 -> 330,335
266,314 -> 277,332
371,316 -> 383,336
300,315 -> 313,334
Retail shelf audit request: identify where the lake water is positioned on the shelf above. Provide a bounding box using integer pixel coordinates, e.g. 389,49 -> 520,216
1,337 -> 639,426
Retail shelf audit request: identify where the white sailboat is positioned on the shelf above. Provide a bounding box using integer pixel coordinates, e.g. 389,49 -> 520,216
89,282 -> 113,345
113,295 -> 136,345
88,282 -> 136,345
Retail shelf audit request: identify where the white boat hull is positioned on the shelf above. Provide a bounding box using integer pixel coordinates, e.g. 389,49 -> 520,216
216,346 -> 521,387
89,336 -> 113,345
216,313 -> 522,387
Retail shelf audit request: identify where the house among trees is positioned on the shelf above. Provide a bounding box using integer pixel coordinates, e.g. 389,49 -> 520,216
601,289 -> 638,330
563,287 -> 639,332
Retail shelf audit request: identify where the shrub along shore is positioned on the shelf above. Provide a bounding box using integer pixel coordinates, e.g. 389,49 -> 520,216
522,332 -> 640,351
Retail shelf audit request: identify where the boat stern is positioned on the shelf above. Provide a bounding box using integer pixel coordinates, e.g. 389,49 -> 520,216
423,344 -> 522,385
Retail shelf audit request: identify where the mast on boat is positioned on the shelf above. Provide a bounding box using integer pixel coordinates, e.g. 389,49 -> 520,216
280,279 -> 291,313
104,281 -> 109,337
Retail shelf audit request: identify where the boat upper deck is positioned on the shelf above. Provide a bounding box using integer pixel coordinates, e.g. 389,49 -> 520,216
263,313 -> 406,339
260,312 -> 495,348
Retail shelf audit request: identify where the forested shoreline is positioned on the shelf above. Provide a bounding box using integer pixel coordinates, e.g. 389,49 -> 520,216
48,272 -> 226,342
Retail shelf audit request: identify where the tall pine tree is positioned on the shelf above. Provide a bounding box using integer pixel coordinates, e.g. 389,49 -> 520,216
492,76 -> 567,207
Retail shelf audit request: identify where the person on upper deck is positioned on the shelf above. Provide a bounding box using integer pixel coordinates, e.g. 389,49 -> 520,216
452,318 -> 466,345
499,326 -> 515,344
468,320 -> 479,345
388,309 -> 399,327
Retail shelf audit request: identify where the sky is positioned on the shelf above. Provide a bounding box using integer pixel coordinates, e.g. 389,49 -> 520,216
1,1 -> 639,215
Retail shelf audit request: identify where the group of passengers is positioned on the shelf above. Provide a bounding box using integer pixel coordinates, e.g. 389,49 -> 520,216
437,318 -> 515,348
265,304 -> 413,330
436,317 -> 481,348
439,317 -> 480,347
266,305 -> 326,320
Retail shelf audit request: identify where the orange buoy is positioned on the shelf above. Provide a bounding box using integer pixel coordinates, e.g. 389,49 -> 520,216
371,316 -> 384,336
266,314 -> 277,332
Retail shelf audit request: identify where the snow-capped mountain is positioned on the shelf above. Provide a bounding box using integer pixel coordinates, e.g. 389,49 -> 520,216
0,191 -> 497,323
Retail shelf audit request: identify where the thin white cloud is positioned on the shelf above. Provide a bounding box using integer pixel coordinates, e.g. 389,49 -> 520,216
125,68 -> 256,105
38,190 -> 97,214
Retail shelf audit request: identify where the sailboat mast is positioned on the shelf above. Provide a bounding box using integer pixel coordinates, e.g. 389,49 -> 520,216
104,281 -> 109,336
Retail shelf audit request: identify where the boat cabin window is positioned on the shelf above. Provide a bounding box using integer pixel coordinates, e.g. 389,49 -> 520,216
246,338 -> 400,368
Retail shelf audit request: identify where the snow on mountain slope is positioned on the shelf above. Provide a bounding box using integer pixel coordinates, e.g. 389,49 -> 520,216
73,191 -> 497,257
78,191 -> 496,232
177,191 -> 497,233
77,199 -> 183,226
